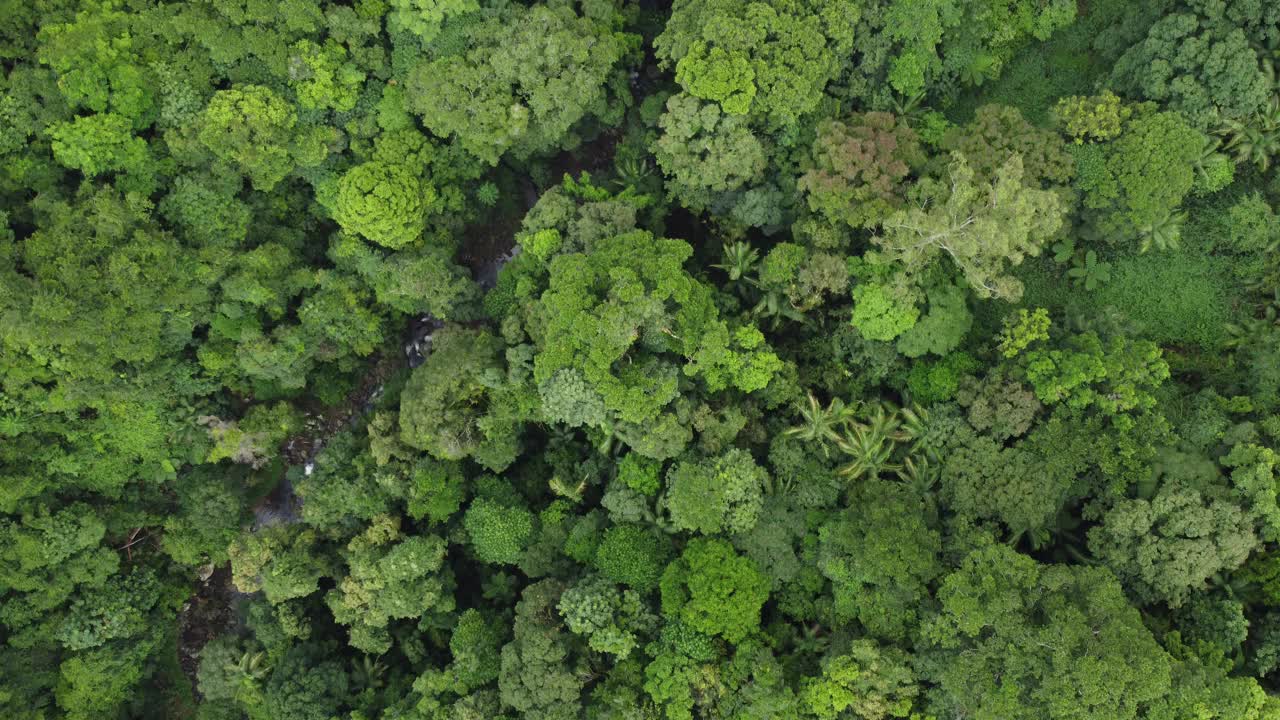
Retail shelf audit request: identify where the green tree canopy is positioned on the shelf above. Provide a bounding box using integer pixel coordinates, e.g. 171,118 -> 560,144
922,544 -> 1172,720
407,0 -> 635,164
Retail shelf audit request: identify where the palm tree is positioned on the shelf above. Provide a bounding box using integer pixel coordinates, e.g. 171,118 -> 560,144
550,474 -> 588,503
1225,289 -> 1280,349
834,404 -> 908,480
835,423 -> 901,480
228,649 -> 271,701
890,90 -> 928,124
1191,134 -> 1232,189
1137,208 -> 1186,253
712,241 -> 760,284
897,403 -> 929,446
1218,94 -> 1280,172
613,154 -> 652,189
896,455 -> 941,524
1067,250 -> 1112,290
752,288 -> 808,329
351,655 -> 388,691
791,622 -> 830,656
782,391 -> 859,453
895,455 -> 938,494
1029,508 -> 1091,564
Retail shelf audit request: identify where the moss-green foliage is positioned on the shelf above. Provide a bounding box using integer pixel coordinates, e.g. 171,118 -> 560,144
229,525 -> 329,604
1088,465 -> 1261,607
594,525 -> 669,591
896,277 -> 972,358
399,327 -> 524,470
818,479 -> 943,641
617,454 -> 661,496
389,0 -> 479,43
1080,110 -> 1203,247
856,0 -> 1077,104
878,153 -> 1067,302
923,544 -> 1174,719
1182,191 -> 1279,286
656,0 -> 857,128
664,448 -> 767,535
497,579 -> 584,717
943,423 -> 1078,542
406,1 -> 635,165
946,0 -> 1129,126
197,85 -> 301,191
1012,256 -> 1076,314
288,39 -> 365,113
557,575 -> 652,658
1023,331 -> 1169,420
1055,91 -> 1132,144
907,352 -> 978,404
406,457 -> 468,525
332,161 -> 436,249
449,608 -> 504,689
49,112 -> 149,180
651,93 -> 769,218
941,104 -> 1074,187
162,466 -> 250,566
326,516 -> 454,653
1110,10 -> 1273,130
802,640 -> 922,720
463,498 -> 535,566
851,281 -> 920,342
660,538 -> 770,643
530,229 -> 780,448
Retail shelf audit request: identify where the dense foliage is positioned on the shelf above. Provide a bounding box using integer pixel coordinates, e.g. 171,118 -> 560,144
2,0 -> 1280,718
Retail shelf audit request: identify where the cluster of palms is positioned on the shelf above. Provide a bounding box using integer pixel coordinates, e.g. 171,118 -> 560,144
1226,288 -> 1280,349
782,392 -> 936,487
782,392 -> 1098,559
1218,92 -> 1280,173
